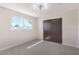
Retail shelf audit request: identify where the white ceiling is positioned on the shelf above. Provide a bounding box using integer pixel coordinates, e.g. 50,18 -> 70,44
0,3 -> 79,18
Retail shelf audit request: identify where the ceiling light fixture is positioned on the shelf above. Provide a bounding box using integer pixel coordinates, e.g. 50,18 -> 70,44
33,3 -> 48,11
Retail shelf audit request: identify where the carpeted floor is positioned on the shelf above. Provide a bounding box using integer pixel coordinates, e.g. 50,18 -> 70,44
0,39 -> 79,55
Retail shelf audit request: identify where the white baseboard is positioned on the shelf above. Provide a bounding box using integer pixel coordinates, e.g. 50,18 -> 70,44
0,39 -> 35,51
62,42 -> 78,49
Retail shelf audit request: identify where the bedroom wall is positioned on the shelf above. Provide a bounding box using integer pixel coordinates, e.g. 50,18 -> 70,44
62,9 -> 78,48
77,8 -> 79,48
37,9 -> 78,48
0,6 -> 38,50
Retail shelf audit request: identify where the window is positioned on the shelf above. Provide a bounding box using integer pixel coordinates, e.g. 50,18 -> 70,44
11,16 -> 32,29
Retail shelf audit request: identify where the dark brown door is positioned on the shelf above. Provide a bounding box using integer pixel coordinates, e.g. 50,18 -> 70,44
43,18 -> 62,44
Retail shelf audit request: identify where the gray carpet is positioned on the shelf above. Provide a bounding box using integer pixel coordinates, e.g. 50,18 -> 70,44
0,39 -> 79,55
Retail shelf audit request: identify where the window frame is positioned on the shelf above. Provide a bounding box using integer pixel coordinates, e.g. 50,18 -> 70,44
11,16 -> 32,29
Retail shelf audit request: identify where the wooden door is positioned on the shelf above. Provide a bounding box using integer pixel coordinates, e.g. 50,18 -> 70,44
43,18 -> 62,44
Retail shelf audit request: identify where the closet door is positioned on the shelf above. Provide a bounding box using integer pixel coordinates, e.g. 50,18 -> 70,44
43,18 -> 62,44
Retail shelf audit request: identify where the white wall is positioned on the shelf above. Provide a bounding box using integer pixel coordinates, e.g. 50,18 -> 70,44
62,9 -> 78,48
0,7 -> 38,50
37,9 -> 78,48
77,8 -> 79,48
